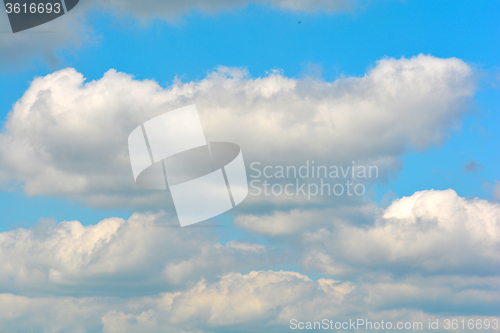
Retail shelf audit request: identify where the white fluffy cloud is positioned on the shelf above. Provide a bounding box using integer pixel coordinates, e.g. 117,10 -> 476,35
238,189 -> 500,275
0,212 -> 275,296
335,189 -> 500,273
0,189 -> 499,331
0,55 -> 475,210
0,270 -> 355,333
130,270 -> 354,329
0,272 -> 498,332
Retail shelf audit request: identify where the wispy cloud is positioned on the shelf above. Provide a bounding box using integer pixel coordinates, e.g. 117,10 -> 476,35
464,158 -> 485,174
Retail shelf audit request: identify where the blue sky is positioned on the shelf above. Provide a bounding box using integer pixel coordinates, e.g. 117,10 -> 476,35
0,0 -> 499,332
1,0 -> 499,230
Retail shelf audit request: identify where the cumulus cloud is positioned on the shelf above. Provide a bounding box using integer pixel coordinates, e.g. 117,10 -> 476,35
240,189 -> 500,275
0,270 -> 355,332
337,189 -> 500,273
0,293 -> 108,333
143,270 -> 354,328
0,212 -> 275,296
0,55 -> 475,210
0,272 -> 498,332
8,188 -> 497,292
0,189 -> 499,331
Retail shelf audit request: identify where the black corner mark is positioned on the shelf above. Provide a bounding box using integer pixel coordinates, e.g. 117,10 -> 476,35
4,0 -> 79,33
64,0 -> 77,11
